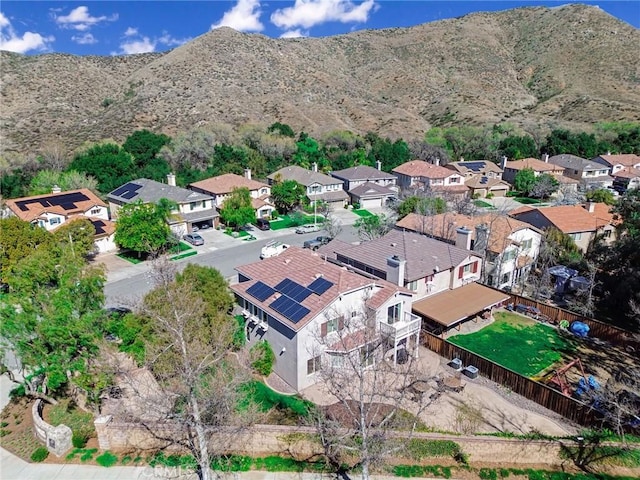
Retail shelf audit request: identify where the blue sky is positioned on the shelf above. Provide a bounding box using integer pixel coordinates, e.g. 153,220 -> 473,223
1,1 -> 638,56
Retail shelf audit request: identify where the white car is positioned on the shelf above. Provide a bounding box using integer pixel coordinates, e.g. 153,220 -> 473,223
260,241 -> 290,259
295,224 -> 321,234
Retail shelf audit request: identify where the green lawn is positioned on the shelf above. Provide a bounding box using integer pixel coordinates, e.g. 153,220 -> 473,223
353,209 -> 374,217
237,380 -> 313,418
473,200 -> 496,209
224,229 -> 250,238
514,197 -> 548,205
447,312 -> 577,377
269,214 -> 323,231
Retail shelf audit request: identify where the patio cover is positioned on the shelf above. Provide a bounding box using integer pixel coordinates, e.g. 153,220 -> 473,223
412,283 -> 510,328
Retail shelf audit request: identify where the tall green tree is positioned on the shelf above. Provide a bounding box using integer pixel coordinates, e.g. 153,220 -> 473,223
0,241 -> 105,403
396,196 -> 446,219
114,200 -> 174,256
354,213 -> 394,241
293,132 -> 326,170
0,217 -> 53,283
28,169 -> 98,195
123,129 -> 171,166
585,188 -> 616,206
267,122 -> 295,137
271,179 -> 305,213
365,133 -> 410,171
219,187 -> 255,230
67,143 -> 136,193
514,168 -> 537,195
498,135 -> 538,160
542,129 -> 605,158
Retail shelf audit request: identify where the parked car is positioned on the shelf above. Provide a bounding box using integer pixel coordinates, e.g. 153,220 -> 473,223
295,224 -> 321,234
183,233 -> 205,246
256,218 -> 271,231
260,241 -> 289,259
303,236 -> 332,251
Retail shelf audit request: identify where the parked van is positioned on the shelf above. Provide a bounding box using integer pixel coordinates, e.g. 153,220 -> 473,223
260,241 -> 289,259
256,218 -> 271,230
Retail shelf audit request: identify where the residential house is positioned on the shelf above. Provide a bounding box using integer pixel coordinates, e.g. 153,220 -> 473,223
3,187 -> 116,252
267,164 -> 348,210
107,174 -> 218,236
188,170 -> 276,219
392,161 -> 467,196
318,229 -> 482,300
330,164 -> 397,208
396,212 -> 542,290
548,154 -> 613,189
231,247 -> 420,392
509,202 -> 617,252
445,160 -> 509,198
501,157 -> 565,184
591,154 -> 640,193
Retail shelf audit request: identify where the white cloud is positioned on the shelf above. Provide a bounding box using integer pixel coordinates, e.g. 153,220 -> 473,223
280,29 -> 307,38
158,32 -> 191,47
124,27 -> 138,37
120,37 -> 156,54
271,0 -> 377,29
0,11 -> 54,53
211,0 -> 264,32
55,6 -> 118,31
72,32 -> 97,45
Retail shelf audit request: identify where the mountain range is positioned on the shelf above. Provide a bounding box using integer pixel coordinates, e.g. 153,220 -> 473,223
1,3 -> 639,157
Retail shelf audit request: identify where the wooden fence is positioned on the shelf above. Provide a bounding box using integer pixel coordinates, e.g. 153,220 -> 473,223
507,293 -> 640,353
422,332 -> 597,427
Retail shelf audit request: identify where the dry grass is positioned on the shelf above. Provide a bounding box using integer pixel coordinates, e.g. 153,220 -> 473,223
1,4 -> 638,157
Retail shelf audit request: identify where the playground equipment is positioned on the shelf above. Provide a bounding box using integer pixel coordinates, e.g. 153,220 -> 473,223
547,358 -> 587,396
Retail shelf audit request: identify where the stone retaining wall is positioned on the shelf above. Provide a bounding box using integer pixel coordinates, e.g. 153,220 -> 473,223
32,400 -> 72,457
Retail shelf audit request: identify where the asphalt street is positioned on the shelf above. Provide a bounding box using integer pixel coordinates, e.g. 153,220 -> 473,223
104,222 -> 360,308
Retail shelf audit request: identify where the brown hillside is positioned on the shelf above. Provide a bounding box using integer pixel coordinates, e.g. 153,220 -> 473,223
1,4 -> 639,157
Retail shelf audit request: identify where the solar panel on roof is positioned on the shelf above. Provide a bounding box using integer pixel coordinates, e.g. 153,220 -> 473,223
275,278 -> 313,302
270,295 -> 310,323
463,162 -> 485,172
121,189 -> 139,200
61,203 -> 76,210
92,220 -> 106,235
480,177 -> 488,184
246,281 -> 276,302
308,277 -> 333,295
111,185 -> 129,197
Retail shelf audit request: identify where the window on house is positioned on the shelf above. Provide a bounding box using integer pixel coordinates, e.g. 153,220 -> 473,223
502,249 -> 517,261
521,239 -> 533,250
603,230 -> 612,238
572,232 -> 583,241
387,303 -> 401,324
327,318 -> 340,334
260,188 -> 267,195
329,353 -> 344,368
407,280 -> 418,291
449,177 -> 460,184
307,355 -> 321,375
501,272 -> 511,285
49,217 -> 61,225
360,344 -> 375,367
90,208 -> 100,215
190,202 -> 197,211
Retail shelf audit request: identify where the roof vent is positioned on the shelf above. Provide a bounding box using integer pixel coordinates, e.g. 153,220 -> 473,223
390,242 -> 397,247
315,273 -> 323,279
284,258 -> 291,265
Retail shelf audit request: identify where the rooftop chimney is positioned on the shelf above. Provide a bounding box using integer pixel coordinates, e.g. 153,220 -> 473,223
500,156 -> 508,170
473,223 -> 489,253
167,173 -> 176,186
606,151 -> 611,156
586,202 -> 596,213
312,162 -> 318,172
376,160 -> 382,171
543,153 -> 549,163
244,168 -> 252,180
52,185 -> 61,194
455,226 -> 472,251
435,158 -> 440,166
459,156 -> 464,162
386,255 -> 406,287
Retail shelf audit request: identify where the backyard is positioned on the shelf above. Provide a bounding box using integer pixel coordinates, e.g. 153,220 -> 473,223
447,312 -> 577,377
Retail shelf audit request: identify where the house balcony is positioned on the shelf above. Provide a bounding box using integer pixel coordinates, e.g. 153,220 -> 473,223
379,312 -> 421,341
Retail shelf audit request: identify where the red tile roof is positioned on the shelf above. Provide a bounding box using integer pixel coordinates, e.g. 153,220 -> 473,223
598,154 -> 640,167
392,161 -> 459,179
510,203 -> 614,233
189,173 -> 268,195
232,247 -> 409,331
504,158 -> 563,173
5,189 -> 106,223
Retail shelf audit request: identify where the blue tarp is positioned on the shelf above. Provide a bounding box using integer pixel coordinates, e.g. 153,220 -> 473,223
570,321 -> 590,338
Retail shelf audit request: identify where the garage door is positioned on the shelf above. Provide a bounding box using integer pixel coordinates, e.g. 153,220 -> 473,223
360,198 -> 382,209
491,189 -> 506,197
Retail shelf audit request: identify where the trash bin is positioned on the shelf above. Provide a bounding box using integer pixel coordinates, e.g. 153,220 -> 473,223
463,365 -> 478,379
449,358 -> 463,370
